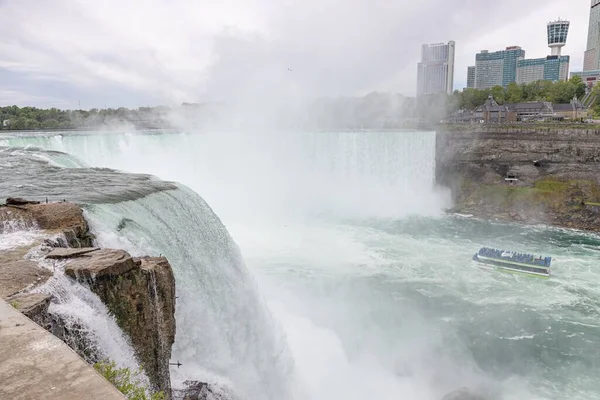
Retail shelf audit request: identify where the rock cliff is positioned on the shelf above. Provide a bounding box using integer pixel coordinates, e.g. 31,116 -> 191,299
57,248 -> 176,394
0,200 -> 177,397
436,125 -> 600,230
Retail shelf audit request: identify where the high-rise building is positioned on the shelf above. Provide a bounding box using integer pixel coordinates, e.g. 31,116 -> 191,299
584,1 -> 600,71
417,41 -> 455,96
517,55 -> 570,84
475,46 -> 525,89
467,66 -> 476,88
574,1 -> 600,90
516,19 -> 571,85
547,19 -> 570,56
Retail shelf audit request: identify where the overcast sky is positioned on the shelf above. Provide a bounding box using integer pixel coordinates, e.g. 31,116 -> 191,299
0,0 -> 591,109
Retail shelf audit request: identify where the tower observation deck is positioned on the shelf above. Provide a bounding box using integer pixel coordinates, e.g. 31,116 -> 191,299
547,19 -> 570,56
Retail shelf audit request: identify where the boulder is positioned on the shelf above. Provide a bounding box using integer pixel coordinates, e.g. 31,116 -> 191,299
5,197 -> 40,205
5,292 -> 53,330
0,201 -> 93,246
172,381 -> 241,400
64,249 -> 139,280
46,247 -> 100,259
66,252 -> 177,395
442,387 -> 486,400
0,256 -> 52,298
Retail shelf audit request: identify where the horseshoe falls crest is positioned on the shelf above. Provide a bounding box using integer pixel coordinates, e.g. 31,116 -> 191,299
3,130 -> 600,400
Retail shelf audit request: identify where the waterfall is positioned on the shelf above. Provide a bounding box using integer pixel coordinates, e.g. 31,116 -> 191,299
1,143 -> 295,399
2,130 -> 448,222
2,130 -> 449,399
84,186 -> 295,399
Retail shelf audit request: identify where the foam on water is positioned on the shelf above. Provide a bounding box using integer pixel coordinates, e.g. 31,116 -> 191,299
82,188 -> 295,400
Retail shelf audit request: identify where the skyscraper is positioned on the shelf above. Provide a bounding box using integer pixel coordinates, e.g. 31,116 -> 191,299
572,2 -> 600,90
584,0 -> 600,71
474,46 -> 525,89
467,66 -> 476,88
417,41 -> 455,96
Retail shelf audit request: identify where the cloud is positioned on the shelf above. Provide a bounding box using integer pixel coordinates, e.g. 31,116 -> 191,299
0,0 -> 589,108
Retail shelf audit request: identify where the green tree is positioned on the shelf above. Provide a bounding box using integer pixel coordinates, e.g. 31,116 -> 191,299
490,86 -> 506,104
546,81 -> 576,104
506,82 -> 523,103
569,75 -> 586,99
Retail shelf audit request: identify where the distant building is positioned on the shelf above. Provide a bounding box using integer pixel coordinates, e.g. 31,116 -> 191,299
417,41 -> 455,96
547,19 -> 570,56
475,46 -> 525,89
473,95 -> 513,123
517,55 -> 570,84
571,69 -> 600,90
446,95 -> 585,124
467,66 -> 476,88
584,0 -> 600,71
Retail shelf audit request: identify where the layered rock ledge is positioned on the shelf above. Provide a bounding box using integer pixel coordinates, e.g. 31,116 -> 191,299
0,199 -> 177,397
436,126 -> 600,231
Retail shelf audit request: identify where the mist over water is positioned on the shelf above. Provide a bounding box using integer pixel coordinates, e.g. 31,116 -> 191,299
3,131 -> 600,399
2,130 -> 449,222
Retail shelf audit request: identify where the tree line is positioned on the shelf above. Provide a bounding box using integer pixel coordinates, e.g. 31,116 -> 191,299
449,75 -> 587,112
0,106 -> 169,130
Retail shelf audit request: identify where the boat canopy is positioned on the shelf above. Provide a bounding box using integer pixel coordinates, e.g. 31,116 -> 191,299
478,247 -> 551,267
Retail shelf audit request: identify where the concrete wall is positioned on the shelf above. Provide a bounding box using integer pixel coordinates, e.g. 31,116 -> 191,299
0,299 -> 125,400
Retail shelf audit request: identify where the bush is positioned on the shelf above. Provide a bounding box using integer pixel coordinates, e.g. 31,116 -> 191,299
94,360 -> 165,400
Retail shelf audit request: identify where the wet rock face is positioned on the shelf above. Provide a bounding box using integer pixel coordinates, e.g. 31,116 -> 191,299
6,197 -> 41,205
63,248 -> 138,279
61,249 -> 177,396
436,127 -> 600,231
1,201 -> 176,397
0,201 -> 93,246
442,387 -> 486,400
172,381 -> 241,400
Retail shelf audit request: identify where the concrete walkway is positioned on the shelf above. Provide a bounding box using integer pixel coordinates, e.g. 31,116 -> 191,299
0,299 -> 125,400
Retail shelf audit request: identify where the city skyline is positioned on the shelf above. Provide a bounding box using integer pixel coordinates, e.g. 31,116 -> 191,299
452,4 -> 587,91
0,0 -> 591,108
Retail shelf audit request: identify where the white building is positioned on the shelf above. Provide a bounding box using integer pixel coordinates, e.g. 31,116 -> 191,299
416,41 -> 455,96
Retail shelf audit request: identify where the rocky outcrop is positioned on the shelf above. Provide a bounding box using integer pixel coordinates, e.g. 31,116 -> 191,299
5,292 -> 53,330
436,125 -> 600,230
172,381 -> 241,400
0,201 -> 93,246
56,247 -> 177,395
1,200 -> 177,398
442,387 -> 486,400
6,197 -> 41,205
0,251 -> 52,298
